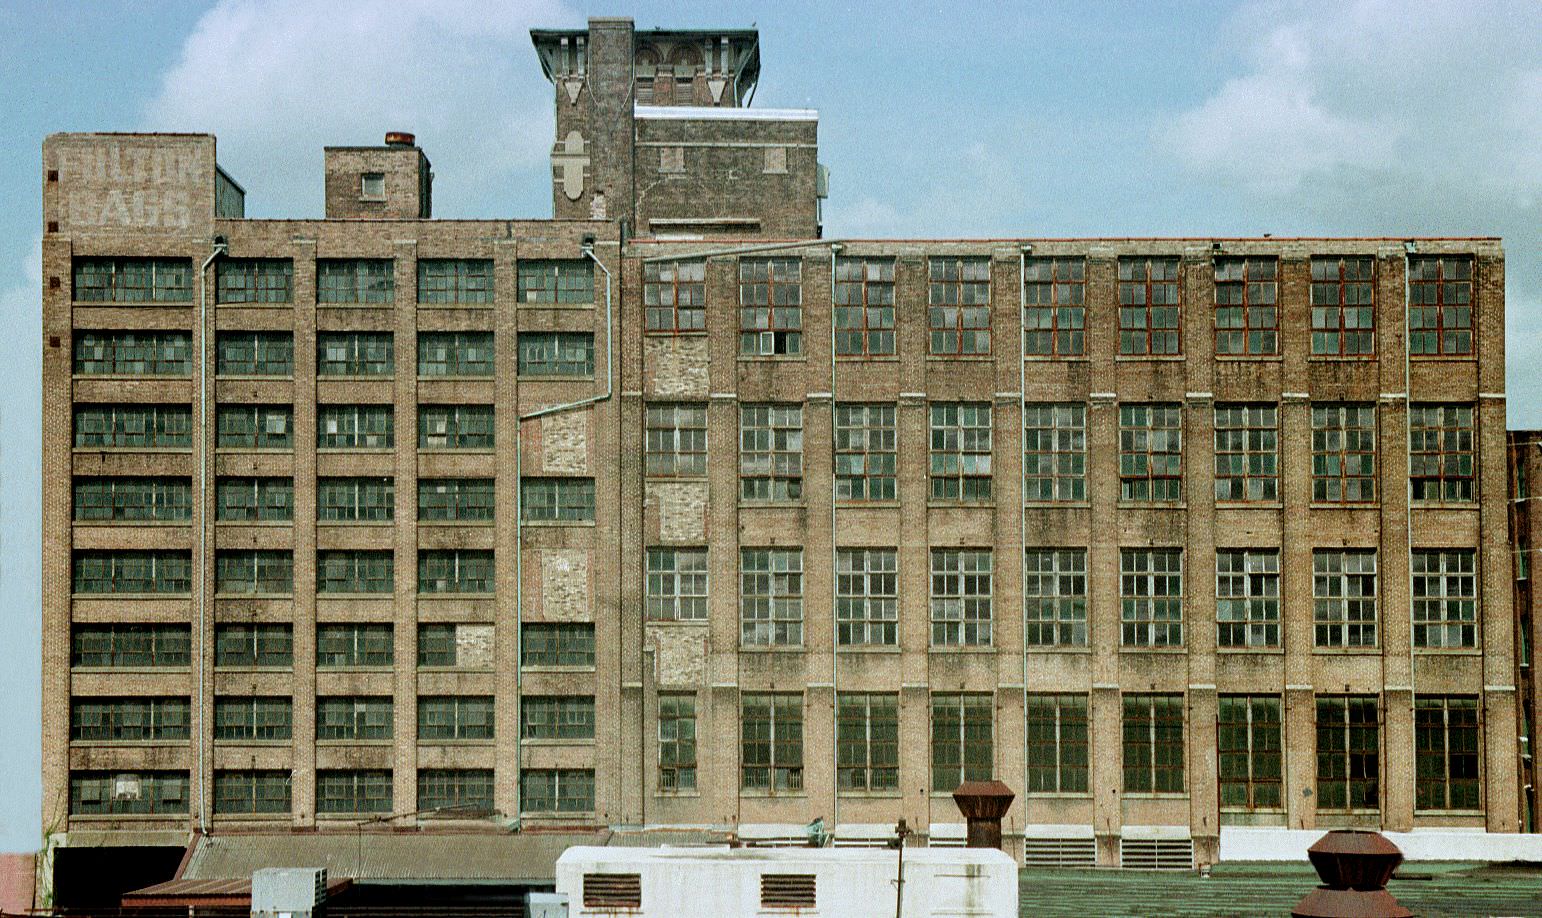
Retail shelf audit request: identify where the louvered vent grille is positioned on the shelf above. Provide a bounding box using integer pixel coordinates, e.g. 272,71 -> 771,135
760,872 -> 817,909
1119,836 -> 1193,870
1023,836 -> 1097,867
583,872 -> 642,908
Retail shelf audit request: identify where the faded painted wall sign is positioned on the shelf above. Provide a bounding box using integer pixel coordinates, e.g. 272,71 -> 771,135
50,138 -> 210,230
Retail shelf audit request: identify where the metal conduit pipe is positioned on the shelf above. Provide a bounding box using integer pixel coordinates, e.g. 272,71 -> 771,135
1018,245 -> 1032,823
513,240 -> 614,825
195,235 -> 227,832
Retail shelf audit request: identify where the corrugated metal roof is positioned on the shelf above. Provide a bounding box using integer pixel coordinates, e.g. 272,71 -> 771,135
182,831 -> 608,884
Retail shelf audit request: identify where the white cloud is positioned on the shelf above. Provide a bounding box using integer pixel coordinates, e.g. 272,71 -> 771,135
1162,0 -> 1542,426
142,0 -> 574,218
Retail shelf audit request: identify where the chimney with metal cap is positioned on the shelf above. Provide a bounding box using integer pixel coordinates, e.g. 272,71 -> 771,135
385,131 -> 416,148
952,780 -> 1015,850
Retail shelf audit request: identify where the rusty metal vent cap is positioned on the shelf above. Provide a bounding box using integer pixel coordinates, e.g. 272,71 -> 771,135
952,780 -> 1016,819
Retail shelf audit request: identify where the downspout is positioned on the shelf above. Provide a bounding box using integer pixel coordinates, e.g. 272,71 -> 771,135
829,242 -> 844,835
196,236 -> 227,832
1018,245 -> 1031,818
1403,240 -> 1417,826
513,241 -> 613,824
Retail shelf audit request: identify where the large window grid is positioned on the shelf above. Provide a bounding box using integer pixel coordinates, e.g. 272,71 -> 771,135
317,259 -> 394,304
418,332 -> 493,377
316,697 -> 393,740
520,769 -> 594,813
1218,695 -> 1283,810
644,261 -> 705,333
1214,257 -> 1278,355
72,624 -> 190,668
419,404 -> 494,449
835,548 -> 898,646
216,477 -> 293,522
837,693 -> 898,792
73,550 -> 191,594
316,770 -> 392,814
741,693 -> 803,793
73,257 -> 192,303
215,550 -> 293,595
930,549 -> 993,647
317,332 -> 394,376
1026,694 -> 1089,794
930,402 -> 992,501
518,259 -> 594,304
1410,404 -> 1475,502
216,259 -> 293,304
317,477 -> 394,522
1024,549 -> 1087,647
418,770 -> 494,813
70,697 -> 190,741
521,696 -> 593,740
1408,256 -> 1473,356
73,404 -> 191,449
417,259 -> 493,304
315,551 -> 394,594
1311,256 -> 1374,356
1313,550 -> 1378,648
216,331 -> 293,376
214,771 -> 290,815
932,693 -> 993,792
834,403 -> 896,501
1216,549 -> 1280,648
520,477 -> 596,522
739,257 -> 802,355
419,695 -> 496,740
659,694 -> 698,792
213,697 -> 292,741
1023,257 -> 1086,356
71,771 -> 188,816
1120,549 -> 1183,647
1316,695 -> 1379,811
1312,404 -> 1376,502
216,405 -> 292,450
521,623 -> 595,667
645,404 -> 707,477
1122,694 -> 1185,794
1412,549 -> 1477,648
74,331 -> 191,376
1024,403 -> 1086,502
1214,404 -> 1278,501
214,624 -> 292,668
740,405 -> 803,501
316,624 -> 394,668
418,478 -> 494,522
833,258 -> 895,356
1118,257 -> 1180,355
418,549 -> 494,594
518,332 -> 595,377
741,548 -> 804,647
73,477 -> 191,522
1415,696 -> 1480,811
1119,404 -> 1182,502
317,405 -> 393,449
928,257 -> 991,355
646,548 -> 708,622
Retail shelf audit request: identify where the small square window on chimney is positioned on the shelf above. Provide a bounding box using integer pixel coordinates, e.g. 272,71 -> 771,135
659,147 -> 685,174
360,172 -> 386,201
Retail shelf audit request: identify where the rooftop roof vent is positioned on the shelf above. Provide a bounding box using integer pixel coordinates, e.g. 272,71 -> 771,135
385,131 -> 416,148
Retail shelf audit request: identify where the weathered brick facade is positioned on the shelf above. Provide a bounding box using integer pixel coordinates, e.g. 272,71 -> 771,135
38,16 -> 1527,886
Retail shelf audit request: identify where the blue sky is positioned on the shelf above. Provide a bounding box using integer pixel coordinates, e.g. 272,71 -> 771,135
1,0 -> 1539,850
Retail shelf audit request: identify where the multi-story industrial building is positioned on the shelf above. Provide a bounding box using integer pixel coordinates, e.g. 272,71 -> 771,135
38,15 -> 1527,902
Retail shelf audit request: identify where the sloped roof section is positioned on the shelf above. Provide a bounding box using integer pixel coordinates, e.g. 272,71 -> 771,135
182,832 -> 609,885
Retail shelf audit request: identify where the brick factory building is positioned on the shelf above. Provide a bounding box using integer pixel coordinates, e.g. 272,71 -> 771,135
37,15 -> 1533,905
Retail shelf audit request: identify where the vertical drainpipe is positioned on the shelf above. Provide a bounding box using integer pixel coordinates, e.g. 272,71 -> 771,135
1403,239 -> 1417,826
1018,244 -> 1032,826
196,237 -> 226,832
513,241 -> 614,825
830,242 -> 844,836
